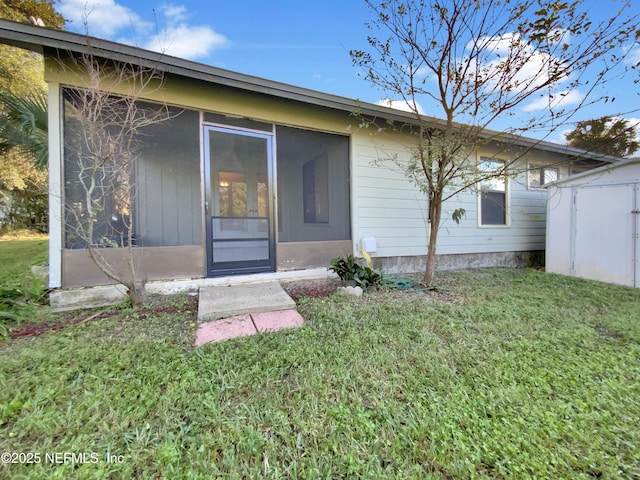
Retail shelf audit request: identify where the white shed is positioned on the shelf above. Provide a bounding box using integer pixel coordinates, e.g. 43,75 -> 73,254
546,159 -> 640,287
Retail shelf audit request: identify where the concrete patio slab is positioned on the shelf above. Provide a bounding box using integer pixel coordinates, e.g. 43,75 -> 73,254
194,314 -> 256,346
252,309 -> 304,332
197,281 -> 295,322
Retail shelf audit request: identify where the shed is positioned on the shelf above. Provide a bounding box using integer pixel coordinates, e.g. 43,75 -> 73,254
546,159 -> 640,287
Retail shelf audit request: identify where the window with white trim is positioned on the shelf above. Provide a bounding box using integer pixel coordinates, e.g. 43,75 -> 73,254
528,164 -> 558,189
479,158 -> 508,226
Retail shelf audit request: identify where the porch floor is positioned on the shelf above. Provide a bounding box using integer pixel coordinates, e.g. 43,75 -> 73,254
196,282 -> 301,345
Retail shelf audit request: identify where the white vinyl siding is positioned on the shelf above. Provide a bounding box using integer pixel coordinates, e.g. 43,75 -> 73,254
351,131 -> 428,257
351,133 -> 552,258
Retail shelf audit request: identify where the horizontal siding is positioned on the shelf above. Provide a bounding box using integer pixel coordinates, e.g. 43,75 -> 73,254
352,131 -> 427,256
352,132 -> 560,258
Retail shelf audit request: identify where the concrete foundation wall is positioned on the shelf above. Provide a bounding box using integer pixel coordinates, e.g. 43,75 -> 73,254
376,250 -> 545,275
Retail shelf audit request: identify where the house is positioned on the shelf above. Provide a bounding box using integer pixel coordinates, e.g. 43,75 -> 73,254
0,19 -> 615,301
546,158 -> 640,287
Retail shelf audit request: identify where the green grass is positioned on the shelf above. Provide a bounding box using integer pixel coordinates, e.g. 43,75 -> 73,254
0,243 -> 639,478
0,237 -> 47,287
0,235 -> 48,326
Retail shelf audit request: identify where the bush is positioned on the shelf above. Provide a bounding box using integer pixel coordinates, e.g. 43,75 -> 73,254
0,188 -> 48,234
329,254 -> 383,290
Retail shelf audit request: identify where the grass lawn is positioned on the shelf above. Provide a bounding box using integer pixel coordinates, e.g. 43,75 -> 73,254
0,233 -> 47,287
1,243 -> 639,478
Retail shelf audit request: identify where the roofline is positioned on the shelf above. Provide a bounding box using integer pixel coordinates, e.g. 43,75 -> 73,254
0,18 -> 618,164
546,157 -> 640,186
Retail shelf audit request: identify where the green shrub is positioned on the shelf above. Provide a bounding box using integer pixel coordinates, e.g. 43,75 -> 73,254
329,254 -> 383,290
0,188 -> 48,234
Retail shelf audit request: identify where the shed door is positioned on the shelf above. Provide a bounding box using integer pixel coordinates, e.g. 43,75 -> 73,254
203,126 -> 275,276
573,184 -> 638,287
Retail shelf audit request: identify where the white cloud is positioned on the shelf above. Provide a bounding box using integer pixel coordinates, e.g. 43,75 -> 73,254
627,117 -> 640,129
469,32 -> 571,97
474,32 -> 577,114
626,45 -> 640,66
522,90 -> 584,112
160,4 -> 189,23
57,0 -> 149,37
144,24 -> 228,60
377,98 -> 425,114
58,0 -> 229,60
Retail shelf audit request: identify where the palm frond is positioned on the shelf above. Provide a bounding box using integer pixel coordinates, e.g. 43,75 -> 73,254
0,89 -> 48,169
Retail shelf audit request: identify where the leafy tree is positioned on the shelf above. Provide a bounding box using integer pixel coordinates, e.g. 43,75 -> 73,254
0,89 -> 48,169
351,0 -> 639,285
565,116 -> 639,158
0,90 -> 48,232
0,1 -> 64,230
0,0 -> 63,27
0,0 -> 65,94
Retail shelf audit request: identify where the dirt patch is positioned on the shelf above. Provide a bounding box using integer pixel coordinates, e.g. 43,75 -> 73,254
132,295 -> 198,321
280,276 -> 459,304
7,295 -> 198,340
280,278 -> 341,302
9,312 -> 112,340
374,286 -> 459,303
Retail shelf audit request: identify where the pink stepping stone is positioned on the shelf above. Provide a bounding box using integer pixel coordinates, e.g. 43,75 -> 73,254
195,314 -> 256,346
252,309 -> 304,332
195,309 -> 304,346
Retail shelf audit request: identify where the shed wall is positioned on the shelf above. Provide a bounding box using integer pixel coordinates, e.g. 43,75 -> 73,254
546,161 -> 640,287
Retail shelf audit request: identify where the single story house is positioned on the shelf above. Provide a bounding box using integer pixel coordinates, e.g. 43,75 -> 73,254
546,158 -> 640,287
0,19 -> 615,297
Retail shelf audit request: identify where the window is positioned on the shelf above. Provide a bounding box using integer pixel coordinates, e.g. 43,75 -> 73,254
528,164 -> 558,189
479,158 -> 507,226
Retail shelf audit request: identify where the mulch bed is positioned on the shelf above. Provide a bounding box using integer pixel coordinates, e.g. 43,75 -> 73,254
6,278 -> 453,341
7,295 -> 198,340
280,278 -> 341,302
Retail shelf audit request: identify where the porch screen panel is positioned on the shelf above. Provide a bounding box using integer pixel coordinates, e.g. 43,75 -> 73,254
63,89 -> 201,248
276,126 -> 350,242
135,108 -> 201,246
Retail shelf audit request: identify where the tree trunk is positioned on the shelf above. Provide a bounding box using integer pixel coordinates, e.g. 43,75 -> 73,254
423,190 -> 443,286
126,279 -> 148,307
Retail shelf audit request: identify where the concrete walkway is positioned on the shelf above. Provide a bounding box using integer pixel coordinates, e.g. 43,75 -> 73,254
196,282 -> 302,345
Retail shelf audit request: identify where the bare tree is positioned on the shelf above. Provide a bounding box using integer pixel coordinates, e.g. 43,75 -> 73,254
63,52 -> 172,306
351,0 -> 639,285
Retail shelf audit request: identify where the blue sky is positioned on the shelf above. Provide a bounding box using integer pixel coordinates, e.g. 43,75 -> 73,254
55,0 -> 640,143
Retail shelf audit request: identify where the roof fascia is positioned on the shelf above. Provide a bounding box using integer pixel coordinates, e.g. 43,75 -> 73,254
0,18 -> 618,164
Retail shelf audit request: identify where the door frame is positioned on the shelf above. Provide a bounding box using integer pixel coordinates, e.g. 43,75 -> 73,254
203,124 -> 276,276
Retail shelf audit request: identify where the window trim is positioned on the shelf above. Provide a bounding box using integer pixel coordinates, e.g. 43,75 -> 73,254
477,155 -> 510,228
527,162 -> 559,190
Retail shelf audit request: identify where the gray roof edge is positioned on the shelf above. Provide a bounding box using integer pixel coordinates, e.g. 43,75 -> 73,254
545,157 -> 640,187
0,18 -> 618,164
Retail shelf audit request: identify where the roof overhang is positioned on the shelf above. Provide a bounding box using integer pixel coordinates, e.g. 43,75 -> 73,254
0,18 -> 619,164
545,157 -> 640,187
